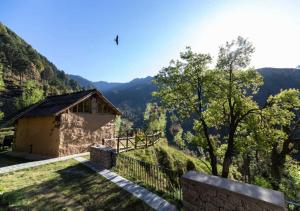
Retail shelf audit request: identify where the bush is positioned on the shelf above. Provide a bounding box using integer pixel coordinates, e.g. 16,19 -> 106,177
155,148 -> 172,170
186,159 -> 196,171
253,176 -> 272,189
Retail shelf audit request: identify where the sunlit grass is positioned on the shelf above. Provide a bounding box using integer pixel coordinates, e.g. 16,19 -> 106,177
123,139 -> 211,173
0,159 -> 153,210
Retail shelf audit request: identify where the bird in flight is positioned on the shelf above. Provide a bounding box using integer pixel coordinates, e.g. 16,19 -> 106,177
114,35 -> 119,45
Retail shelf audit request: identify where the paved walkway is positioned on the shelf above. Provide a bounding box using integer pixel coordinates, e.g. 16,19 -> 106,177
75,157 -> 177,211
0,152 -> 89,174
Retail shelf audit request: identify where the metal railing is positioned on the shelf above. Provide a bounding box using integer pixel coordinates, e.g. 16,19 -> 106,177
113,153 -> 183,206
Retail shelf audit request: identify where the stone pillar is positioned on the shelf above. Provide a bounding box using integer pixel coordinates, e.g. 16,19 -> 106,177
90,145 -> 115,169
181,171 -> 286,211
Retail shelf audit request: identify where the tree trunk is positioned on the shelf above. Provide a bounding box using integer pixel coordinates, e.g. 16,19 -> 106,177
201,119 -> 218,176
270,145 -> 283,190
221,124 -> 237,178
242,154 -> 251,183
270,139 -> 291,190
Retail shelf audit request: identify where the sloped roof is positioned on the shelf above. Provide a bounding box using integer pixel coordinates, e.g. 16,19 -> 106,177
14,89 -> 121,120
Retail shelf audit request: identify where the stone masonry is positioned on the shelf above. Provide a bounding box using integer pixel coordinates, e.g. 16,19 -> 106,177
90,145 -> 115,169
181,171 -> 286,211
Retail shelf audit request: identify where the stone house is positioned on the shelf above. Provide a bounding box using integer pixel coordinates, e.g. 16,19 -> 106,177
12,89 -> 121,157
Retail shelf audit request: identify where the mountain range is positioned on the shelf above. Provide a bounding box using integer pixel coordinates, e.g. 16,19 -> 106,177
2,22 -> 300,130
69,67 -> 300,127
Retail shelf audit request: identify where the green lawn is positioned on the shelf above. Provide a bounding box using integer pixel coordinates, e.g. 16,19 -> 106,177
0,149 -> 29,168
0,159 -> 153,210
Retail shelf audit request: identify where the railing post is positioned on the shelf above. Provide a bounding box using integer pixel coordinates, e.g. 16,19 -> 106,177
126,132 -> 129,149
145,135 -> 148,148
134,131 -> 137,149
117,136 -> 120,153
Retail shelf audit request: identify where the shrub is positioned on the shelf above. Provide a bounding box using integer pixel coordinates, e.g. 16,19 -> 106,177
155,148 -> 172,170
186,159 -> 196,171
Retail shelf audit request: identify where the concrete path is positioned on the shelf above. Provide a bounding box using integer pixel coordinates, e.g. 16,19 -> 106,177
0,152 -> 89,175
75,157 -> 177,211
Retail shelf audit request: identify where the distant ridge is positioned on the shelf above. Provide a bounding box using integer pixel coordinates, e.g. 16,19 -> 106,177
255,67 -> 300,105
68,74 -> 153,93
70,68 -> 300,127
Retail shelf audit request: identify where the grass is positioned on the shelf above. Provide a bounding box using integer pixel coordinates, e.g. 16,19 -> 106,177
123,139 -> 211,174
111,139 -> 211,209
0,159 -> 153,210
0,149 -> 29,168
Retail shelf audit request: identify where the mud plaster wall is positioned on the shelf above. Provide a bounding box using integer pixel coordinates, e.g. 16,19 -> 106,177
14,116 -> 60,157
59,112 -> 116,156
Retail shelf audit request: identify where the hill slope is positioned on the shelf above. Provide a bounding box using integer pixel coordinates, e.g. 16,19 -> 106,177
0,23 -> 81,122
124,139 -> 211,174
104,76 -> 155,126
255,68 -> 300,105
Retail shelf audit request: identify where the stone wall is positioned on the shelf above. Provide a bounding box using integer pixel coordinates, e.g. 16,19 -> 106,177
181,171 -> 286,211
58,112 -> 116,156
90,145 -> 115,169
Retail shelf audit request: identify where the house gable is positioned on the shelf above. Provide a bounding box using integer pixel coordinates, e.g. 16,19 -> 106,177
69,94 -> 117,115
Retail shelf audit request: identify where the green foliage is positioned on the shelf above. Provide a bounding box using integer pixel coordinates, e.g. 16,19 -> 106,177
115,116 -> 133,137
15,80 -> 44,110
153,36 -> 300,198
279,160 -> 300,201
156,148 -> 172,170
154,37 -> 263,177
169,114 -> 184,148
0,63 -> 4,90
143,103 -> 166,134
124,139 -> 211,173
253,176 -> 273,189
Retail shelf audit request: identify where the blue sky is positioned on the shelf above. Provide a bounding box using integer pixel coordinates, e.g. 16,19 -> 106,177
1,0 -> 300,82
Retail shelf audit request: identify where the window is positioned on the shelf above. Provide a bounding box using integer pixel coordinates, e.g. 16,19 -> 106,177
78,102 -> 83,112
72,98 -> 92,113
97,102 -> 103,113
83,98 -> 91,113
97,100 -> 111,113
72,105 -> 78,112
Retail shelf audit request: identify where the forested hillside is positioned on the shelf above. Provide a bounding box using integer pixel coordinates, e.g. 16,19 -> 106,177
0,23 -> 81,123
255,68 -> 300,105
103,76 -> 155,126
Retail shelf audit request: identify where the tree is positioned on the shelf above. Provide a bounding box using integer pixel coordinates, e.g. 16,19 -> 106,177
143,102 -> 166,135
169,114 -> 184,148
41,67 -> 54,81
115,116 -> 133,137
15,80 -> 44,110
253,89 -> 300,189
154,37 -> 263,177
